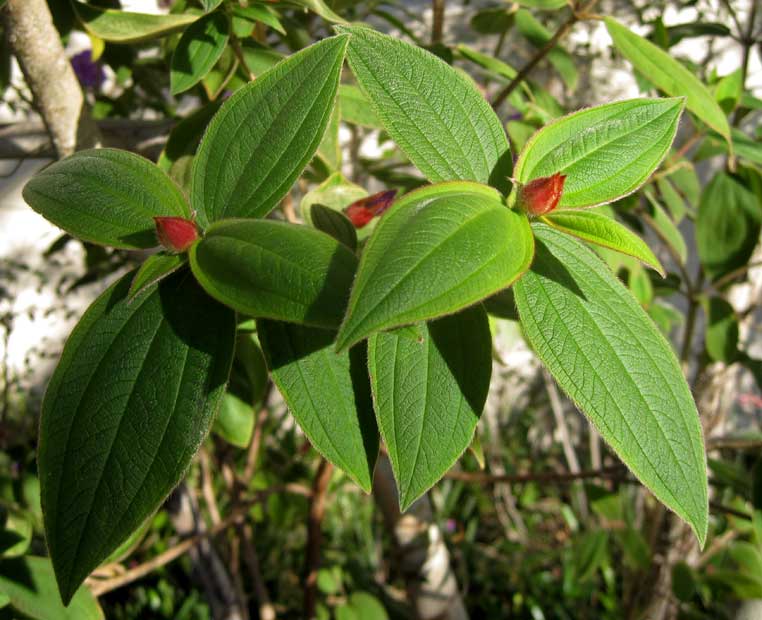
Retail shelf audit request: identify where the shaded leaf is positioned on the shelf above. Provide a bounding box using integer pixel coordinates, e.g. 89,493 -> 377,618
128,253 -> 187,300
170,11 -> 229,95
73,3 -> 197,43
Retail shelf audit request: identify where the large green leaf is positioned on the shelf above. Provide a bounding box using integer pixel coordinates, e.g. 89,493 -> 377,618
38,272 -> 235,603
337,25 -> 511,189
514,225 -> 707,546
696,171 -> 761,280
543,210 -> 664,275
23,149 -> 189,249
336,183 -> 534,352
191,35 -> 348,226
72,3 -> 197,43
128,253 -> 187,300
368,306 -> 492,509
170,11 -> 229,95
0,556 -> 103,619
189,219 -> 357,329
514,98 -> 683,209
605,18 -> 732,150
258,321 -> 378,491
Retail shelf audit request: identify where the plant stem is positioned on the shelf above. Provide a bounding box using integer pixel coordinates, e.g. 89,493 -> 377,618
431,0 -> 445,45
304,458 -> 333,619
490,0 -> 598,110
230,35 -> 256,82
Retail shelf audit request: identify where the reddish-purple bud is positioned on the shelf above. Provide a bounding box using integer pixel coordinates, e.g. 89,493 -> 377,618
344,189 -> 398,228
154,216 -> 199,252
518,173 -> 567,216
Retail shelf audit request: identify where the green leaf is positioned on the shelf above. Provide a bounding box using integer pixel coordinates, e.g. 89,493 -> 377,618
514,98 -> 684,209
191,35 -> 348,225
336,182 -> 534,352
232,5 -> 286,35
514,0 -> 567,8
310,204 -> 358,251
368,306 -> 492,509
170,11 -> 229,95
72,2 -> 197,43
128,253 -> 187,300
38,271 -> 235,603
288,0 -> 347,24
201,0 -> 223,12
645,191 -> 687,265
189,219 -> 357,329
23,149 -> 189,249
543,210 -> 664,275
213,393 -> 255,448
696,172 -> 761,280
704,296 -> 739,363
337,25 -> 510,188
337,84 -> 381,128
515,9 -> 578,91
656,176 -> 687,222
258,321 -> 378,491
715,68 -> 743,114
514,225 -> 708,546
605,18 -> 732,151
0,556 -> 103,620
317,101 -> 342,171
157,101 -> 222,192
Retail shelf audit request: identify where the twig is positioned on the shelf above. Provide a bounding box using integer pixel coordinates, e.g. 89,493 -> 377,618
445,464 -> 626,484
304,458 -> 334,619
200,448 -> 222,526
708,436 -> 762,451
230,35 -> 256,82
710,500 -> 751,521
244,404 -> 270,482
240,524 -> 276,620
490,0 -> 599,109
712,260 -> 762,290
431,0 -> 445,46
544,370 -> 588,518
697,528 -> 738,568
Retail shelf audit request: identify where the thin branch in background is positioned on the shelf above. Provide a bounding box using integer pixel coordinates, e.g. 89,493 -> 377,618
712,260 -> 762,290
490,0 -> 599,110
445,464 -> 627,485
244,405 -> 270,483
230,35 -> 256,82
304,458 -> 333,619
199,448 -> 222,527
732,0 -> 758,126
544,370 -> 589,519
431,0 -> 445,46
239,524 -> 276,620
707,436 -> 762,451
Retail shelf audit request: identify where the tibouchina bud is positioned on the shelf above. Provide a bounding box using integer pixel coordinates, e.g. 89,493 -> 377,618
154,216 -> 199,252
518,173 -> 567,216
344,189 -> 397,228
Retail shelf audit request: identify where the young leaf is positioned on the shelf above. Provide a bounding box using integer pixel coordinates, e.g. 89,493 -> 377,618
258,321 -> 378,491
704,297 -> 739,363
645,192 -> 687,265
38,272 -> 235,603
514,225 -> 708,546
696,171 -> 761,280
128,253 -> 187,300
23,149 -> 190,249
310,204 -> 358,251
72,3 -> 197,43
514,98 -> 684,209
336,25 -> 511,189
191,35 -> 348,226
0,556 -> 103,620
189,219 -> 357,329
170,11 -> 229,95
543,210 -> 664,275
289,0 -> 347,24
368,305 -> 492,509
213,393 -> 255,449
336,182 -> 534,352
605,18 -> 732,150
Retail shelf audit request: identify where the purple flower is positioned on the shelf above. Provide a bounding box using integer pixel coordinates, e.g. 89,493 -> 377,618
71,50 -> 105,90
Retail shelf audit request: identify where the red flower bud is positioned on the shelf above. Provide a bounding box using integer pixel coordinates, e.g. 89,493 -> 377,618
344,189 -> 397,228
518,173 -> 567,216
154,216 -> 199,252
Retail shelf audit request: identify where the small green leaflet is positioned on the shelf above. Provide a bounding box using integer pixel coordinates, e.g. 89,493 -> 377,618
191,35 -> 349,225
128,253 -> 187,300
336,182 -> 534,352
258,321 -> 378,491
38,272 -> 235,603
514,225 -> 708,546
543,209 -> 664,275
189,219 -> 357,329
368,306 -> 492,509
22,149 -> 189,249
605,18 -> 732,153
310,204 -> 358,251
72,3 -> 197,43
337,25 -> 511,190
213,393 -> 255,448
514,98 -> 684,209
170,11 -> 229,95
